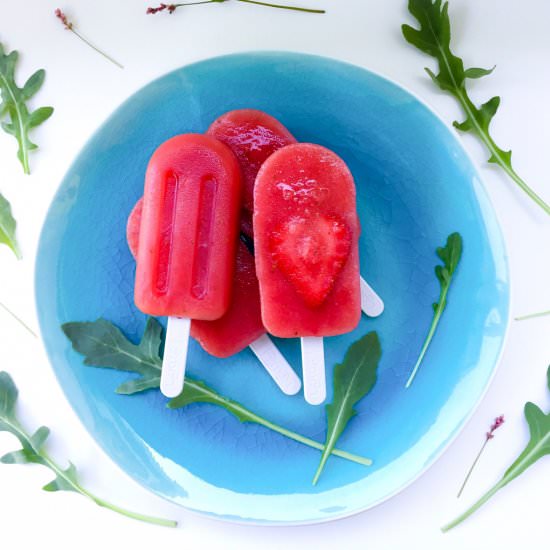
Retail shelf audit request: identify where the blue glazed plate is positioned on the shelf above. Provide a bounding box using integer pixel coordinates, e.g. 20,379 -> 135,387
35,52 -> 509,525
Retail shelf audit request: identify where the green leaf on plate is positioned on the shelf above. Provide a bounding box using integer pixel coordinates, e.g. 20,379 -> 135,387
63,317 -> 373,468
312,332 -> 381,484
405,232 -> 462,387
62,317 -> 162,394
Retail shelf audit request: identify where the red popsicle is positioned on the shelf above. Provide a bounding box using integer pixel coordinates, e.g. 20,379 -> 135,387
254,143 -> 361,335
254,143 -> 361,404
207,109 -> 296,212
134,133 -> 242,397
135,134 -> 241,319
209,109 -> 384,321
127,199 -> 264,358
128,199 -> 301,394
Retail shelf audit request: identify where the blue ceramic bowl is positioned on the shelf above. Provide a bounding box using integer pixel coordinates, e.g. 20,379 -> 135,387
35,52 -> 509,524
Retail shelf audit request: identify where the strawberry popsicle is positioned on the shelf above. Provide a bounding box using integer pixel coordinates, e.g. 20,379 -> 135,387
134,134 -> 242,397
207,109 -> 296,212
254,143 -> 361,404
128,199 -> 301,395
208,109 -> 384,319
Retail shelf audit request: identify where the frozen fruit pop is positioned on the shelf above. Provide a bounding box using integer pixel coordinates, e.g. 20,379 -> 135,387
208,109 -> 384,318
134,134 -> 242,398
254,143 -> 361,404
207,109 -> 297,212
128,199 -> 301,395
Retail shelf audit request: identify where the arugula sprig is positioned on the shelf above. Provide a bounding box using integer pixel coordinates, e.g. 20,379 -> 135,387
402,0 -> 550,216
443,365 -> 550,532
313,332 -> 381,484
0,371 -> 176,527
0,192 -> 20,258
62,317 -> 372,467
0,42 -> 53,174
406,232 -> 462,388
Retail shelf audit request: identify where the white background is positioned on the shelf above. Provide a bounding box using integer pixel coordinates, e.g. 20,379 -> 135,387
1,0 -> 549,548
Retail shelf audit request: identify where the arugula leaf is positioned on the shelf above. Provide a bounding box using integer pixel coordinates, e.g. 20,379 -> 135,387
402,0 -> 550,216
63,317 -> 372,467
312,332 -> 381,484
62,317 -> 162,394
442,365 -> 550,532
0,193 -> 20,258
405,232 -> 462,387
0,42 -> 53,174
0,371 -> 176,527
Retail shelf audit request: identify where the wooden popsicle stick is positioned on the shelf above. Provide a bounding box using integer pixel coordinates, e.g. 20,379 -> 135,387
160,316 -> 191,398
249,334 -> 302,395
300,336 -> 326,405
360,276 -> 384,317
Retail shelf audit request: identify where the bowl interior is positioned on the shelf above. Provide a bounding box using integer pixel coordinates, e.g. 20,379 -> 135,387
35,52 -> 509,524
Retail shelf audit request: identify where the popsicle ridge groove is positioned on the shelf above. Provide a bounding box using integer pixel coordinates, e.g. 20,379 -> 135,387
191,176 -> 217,300
155,170 -> 179,295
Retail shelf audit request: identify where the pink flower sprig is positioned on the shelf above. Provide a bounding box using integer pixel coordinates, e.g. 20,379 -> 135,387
146,0 -> 325,15
457,415 -> 505,498
147,3 -> 179,14
486,415 -> 505,439
55,9 -> 124,69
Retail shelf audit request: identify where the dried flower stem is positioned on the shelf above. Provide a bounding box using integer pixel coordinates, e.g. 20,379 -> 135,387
515,310 -> 550,321
0,302 -> 37,338
147,1 -> 325,15
66,27 -> 124,69
457,416 -> 504,498
236,0 -> 325,13
55,9 -> 123,69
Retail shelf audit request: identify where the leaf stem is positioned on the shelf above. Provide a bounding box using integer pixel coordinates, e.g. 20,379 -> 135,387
241,405 -> 372,465
515,310 -> 550,321
69,28 -> 124,69
455,93 -> 550,216
442,481 -> 504,532
80,488 -> 178,527
0,301 -> 37,338
42,450 -> 177,527
184,379 -> 372,466
405,285 -> 449,388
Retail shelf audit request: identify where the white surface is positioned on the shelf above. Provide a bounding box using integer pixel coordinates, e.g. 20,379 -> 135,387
0,0 -> 549,548
360,276 -> 385,317
301,336 -> 327,405
249,334 -> 302,395
160,316 -> 190,398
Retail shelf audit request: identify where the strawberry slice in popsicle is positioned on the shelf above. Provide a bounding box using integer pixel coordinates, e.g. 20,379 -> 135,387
128,199 -> 301,395
134,134 -> 242,398
254,143 -> 362,405
207,109 -> 297,212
